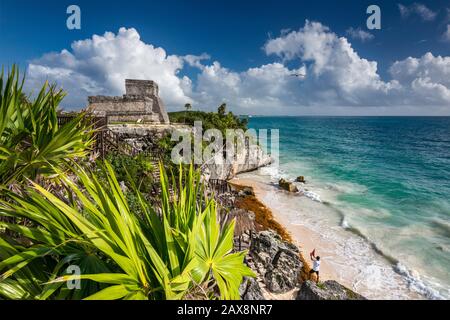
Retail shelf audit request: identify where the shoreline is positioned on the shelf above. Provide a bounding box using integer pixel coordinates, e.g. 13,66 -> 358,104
229,178 -> 349,293
230,174 -> 432,300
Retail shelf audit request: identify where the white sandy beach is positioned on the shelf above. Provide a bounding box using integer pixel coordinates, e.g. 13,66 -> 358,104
230,175 -> 423,300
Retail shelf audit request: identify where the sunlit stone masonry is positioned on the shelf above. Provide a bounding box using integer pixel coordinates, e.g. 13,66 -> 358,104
87,79 -> 170,124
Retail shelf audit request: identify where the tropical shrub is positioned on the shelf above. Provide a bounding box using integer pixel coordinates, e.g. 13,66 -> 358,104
0,163 -> 254,300
168,103 -> 248,136
0,65 -> 92,186
103,152 -> 154,194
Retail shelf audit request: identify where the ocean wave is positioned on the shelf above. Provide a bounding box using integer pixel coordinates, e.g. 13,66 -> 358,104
431,218 -> 450,238
258,164 -> 284,180
301,189 -> 322,202
249,165 -> 449,299
324,181 -> 368,194
340,213 -> 446,300
394,263 -> 445,300
340,217 -> 350,229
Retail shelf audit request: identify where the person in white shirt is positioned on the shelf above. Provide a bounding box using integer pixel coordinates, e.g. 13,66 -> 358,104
309,254 -> 321,283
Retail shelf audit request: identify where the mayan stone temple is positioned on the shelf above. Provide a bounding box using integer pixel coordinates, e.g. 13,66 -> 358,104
87,79 -> 170,124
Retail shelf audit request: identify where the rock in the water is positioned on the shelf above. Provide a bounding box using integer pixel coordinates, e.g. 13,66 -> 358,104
250,230 -> 302,293
239,277 -> 264,300
296,280 -> 366,300
279,178 -> 299,193
295,176 -> 306,183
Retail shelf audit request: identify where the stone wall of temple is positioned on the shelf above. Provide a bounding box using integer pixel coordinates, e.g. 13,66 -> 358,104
87,79 -> 169,124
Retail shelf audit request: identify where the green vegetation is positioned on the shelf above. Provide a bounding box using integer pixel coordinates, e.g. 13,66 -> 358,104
0,66 -> 92,186
104,153 -> 154,194
0,163 -> 254,300
0,66 -> 254,300
169,103 -> 248,135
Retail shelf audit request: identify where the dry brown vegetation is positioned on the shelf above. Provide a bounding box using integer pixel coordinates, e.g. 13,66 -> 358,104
230,183 -> 314,283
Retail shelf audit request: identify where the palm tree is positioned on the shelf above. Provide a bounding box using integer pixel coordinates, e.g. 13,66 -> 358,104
218,103 -> 226,117
183,103 -> 192,123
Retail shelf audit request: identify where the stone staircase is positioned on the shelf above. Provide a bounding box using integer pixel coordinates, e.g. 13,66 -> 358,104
96,128 -> 140,157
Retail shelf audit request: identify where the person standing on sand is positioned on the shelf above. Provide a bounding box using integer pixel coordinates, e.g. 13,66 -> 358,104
309,250 -> 321,283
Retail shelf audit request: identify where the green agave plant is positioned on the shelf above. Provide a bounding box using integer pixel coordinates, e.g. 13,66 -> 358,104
0,65 -> 93,185
0,162 -> 255,300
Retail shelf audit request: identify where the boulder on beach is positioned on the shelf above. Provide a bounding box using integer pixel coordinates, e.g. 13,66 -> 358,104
296,280 -> 366,300
249,230 -> 303,293
279,178 -> 299,193
295,176 -> 306,183
238,187 -> 255,197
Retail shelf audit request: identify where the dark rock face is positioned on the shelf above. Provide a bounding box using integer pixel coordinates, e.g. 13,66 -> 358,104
264,249 -> 303,292
296,280 -> 366,300
295,176 -> 306,183
238,187 -> 255,197
239,277 -> 264,300
249,230 -> 302,293
279,178 -> 299,193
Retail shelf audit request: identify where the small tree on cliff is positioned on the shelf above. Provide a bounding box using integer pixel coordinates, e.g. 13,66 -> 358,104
218,103 -> 227,116
183,103 -> 192,123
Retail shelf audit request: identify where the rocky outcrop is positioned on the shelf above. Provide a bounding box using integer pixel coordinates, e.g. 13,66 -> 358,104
239,277 -> 265,300
296,280 -> 366,300
279,178 -> 299,193
295,176 -> 306,183
202,144 -> 272,181
108,123 -> 190,153
108,124 -> 271,181
249,230 -> 302,293
238,187 -> 254,197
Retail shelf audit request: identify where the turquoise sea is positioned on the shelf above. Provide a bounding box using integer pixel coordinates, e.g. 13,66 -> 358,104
245,116 -> 450,299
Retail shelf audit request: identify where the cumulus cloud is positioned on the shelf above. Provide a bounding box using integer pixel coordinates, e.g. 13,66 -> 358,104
346,27 -> 374,42
442,25 -> 450,42
25,23 -> 450,114
26,27 -> 193,108
192,61 -> 305,110
263,21 -> 399,106
398,3 -> 437,21
389,52 -> 450,104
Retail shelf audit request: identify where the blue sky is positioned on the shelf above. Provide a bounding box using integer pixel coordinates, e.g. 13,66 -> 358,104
1,0 -> 450,115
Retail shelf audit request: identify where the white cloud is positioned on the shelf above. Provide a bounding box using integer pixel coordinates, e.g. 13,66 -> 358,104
443,25 -> 450,42
183,53 -> 211,68
26,27 -> 193,108
389,52 -> 450,104
193,61 -> 305,110
346,27 -> 374,42
25,23 -> 450,115
263,21 -> 399,106
398,3 -> 437,21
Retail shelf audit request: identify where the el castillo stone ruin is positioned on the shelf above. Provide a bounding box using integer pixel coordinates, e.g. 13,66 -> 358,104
87,79 -> 170,124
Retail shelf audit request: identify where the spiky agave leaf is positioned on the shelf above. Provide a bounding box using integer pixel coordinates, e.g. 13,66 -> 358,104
0,65 -> 93,185
0,161 -> 254,300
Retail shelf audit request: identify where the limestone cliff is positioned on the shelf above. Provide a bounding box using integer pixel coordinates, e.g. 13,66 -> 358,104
202,144 -> 272,180
108,123 -> 272,180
